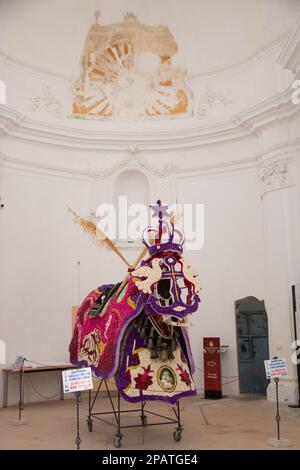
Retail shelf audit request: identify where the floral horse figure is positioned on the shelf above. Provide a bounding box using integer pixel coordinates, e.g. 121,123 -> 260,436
69,201 -> 201,407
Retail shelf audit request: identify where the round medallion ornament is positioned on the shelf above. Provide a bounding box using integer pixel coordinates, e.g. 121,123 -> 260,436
157,365 -> 177,393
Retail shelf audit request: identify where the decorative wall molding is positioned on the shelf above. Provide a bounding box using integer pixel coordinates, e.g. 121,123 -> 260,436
29,86 -> 64,118
0,82 -> 299,151
83,149 -> 177,179
0,106 -> 25,137
197,85 -> 233,119
258,158 -> 291,193
278,16 -> 300,73
2,136 -> 300,184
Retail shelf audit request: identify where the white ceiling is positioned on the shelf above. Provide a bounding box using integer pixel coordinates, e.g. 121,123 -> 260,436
0,0 -> 300,78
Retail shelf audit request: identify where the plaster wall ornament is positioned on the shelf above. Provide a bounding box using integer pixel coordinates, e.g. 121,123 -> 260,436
0,112 -> 25,137
91,148 -> 177,180
258,158 -> 290,192
198,84 -> 233,119
29,86 -> 64,117
71,10 -> 192,119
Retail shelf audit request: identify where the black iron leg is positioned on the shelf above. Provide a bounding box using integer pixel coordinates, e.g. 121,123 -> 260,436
140,401 -> 147,426
87,389 -> 93,432
87,379 -> 104,432
173,401 -> 183,442
18,368 -> 23,421
75,391 -> 82,450
114,391 -> 122,448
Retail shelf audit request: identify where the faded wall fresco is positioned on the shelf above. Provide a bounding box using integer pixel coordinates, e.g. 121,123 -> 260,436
71,11 -> 192,119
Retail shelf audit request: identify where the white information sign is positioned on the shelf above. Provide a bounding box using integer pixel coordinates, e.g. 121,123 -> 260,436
62,367 -> 93,393
264,358 -> 288,379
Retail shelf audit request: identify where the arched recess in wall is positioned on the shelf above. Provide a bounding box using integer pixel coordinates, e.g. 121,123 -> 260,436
235,296 -> 269,395
114,169 -> 150,246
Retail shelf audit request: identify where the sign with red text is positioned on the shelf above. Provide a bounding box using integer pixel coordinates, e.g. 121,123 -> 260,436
62,367 -> 93,393
264,358 -> 288,379
203,337 -> 222,399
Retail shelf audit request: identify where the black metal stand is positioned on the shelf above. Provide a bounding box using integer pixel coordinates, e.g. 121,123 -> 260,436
267,376 -> 291,448
18,357 -> 25,421
274,377 -> 281,441
75,391 -> 82,450
87,380 -> 183,448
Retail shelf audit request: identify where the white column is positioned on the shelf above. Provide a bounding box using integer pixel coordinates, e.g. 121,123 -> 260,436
259,156 -> 300,403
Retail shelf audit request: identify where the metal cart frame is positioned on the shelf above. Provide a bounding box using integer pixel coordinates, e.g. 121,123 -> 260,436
87,379 -> 183,448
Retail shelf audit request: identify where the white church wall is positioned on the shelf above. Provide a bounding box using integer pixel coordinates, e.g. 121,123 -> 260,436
0,1 -> 300,406
0,166 -> 144,405
177,167 -> 266,396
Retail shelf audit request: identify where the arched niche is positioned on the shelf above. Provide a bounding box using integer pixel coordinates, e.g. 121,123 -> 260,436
114,169 -> 150,248
114,169 -> 150,207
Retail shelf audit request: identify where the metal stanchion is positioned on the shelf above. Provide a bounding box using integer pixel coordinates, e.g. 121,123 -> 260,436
267,377 -> 291,448
275,377 -> 281,441
75,391 -> 82,450
11,357 -> 29,426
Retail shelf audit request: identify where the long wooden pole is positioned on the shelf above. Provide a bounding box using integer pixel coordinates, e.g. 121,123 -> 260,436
99,246 -> 148,317
98,211 -> 182,317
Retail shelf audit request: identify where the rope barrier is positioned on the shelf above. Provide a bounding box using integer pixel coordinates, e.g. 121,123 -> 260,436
21,357 -> 65,400
26,375 -> 62,400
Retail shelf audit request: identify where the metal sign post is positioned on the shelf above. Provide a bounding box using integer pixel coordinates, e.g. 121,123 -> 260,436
75,391 -> 81,451
274,377 -> 281,441
18,357 -> 25,421
11,356 -> 29,426
265,357 -> 291,448
62,367 -> 93,450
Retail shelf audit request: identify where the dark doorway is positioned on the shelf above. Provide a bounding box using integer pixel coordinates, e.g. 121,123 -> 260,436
235,296 -> 269,394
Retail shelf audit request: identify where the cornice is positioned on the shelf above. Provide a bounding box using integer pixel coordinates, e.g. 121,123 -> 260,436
0,106 -> 25,137
0,83 -> 299,152
0,105 -> 245,150
277,16 -> 300,73
1,137 -> 299,182
232,85 -> 298,131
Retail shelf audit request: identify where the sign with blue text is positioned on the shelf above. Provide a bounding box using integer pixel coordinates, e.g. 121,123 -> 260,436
264,358 -> 288,379
62,367 -> 93,393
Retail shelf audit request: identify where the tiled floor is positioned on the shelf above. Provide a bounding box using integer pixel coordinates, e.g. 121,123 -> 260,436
0,395 -> 300,450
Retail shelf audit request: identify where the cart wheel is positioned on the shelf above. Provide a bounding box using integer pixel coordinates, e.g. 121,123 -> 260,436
173,429 -> 182,442
87,419 -> 93,432
141,415 -> 148,426
114,436 -> 122,448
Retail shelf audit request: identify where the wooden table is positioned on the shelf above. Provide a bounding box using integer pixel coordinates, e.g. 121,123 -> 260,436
2,363 -> 74,408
